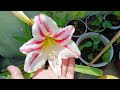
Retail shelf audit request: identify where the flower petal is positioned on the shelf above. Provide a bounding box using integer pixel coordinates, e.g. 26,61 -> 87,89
48,54 -> 62,77
20,38 -> 44,54
32,14 -> 58,39
38,14 -> 58,34
60,40 -> 80,59
32,16 -> 46,39
54,25 -> 75,44
24,51 -> 47,73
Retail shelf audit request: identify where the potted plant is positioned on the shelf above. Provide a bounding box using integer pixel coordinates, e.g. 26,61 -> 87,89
66,11 -> 87,38
76,32 -> 114,67
86,15 -> 112,32
103,11 -> 120,30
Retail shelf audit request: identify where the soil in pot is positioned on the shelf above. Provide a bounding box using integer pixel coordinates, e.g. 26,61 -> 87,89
87,15 -> 105,32
105,14 -> 120,26
79,38 -> 106,64
66,20 -> 86,36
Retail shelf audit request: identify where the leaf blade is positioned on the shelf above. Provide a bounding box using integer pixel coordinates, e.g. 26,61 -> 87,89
75,64 -> 103,76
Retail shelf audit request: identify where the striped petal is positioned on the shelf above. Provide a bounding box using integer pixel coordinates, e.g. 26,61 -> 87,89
32,14 -> 58,39
20,38 -> 44,54
48,54 -> 62,77
59,40 -> 80,59
54,25 -> 75,45
24,51 -> 47,73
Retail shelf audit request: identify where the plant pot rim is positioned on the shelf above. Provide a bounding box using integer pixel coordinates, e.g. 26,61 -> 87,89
103,13 -> 120,30
66,19 -> 87,38
76,32 -> 114,67
85,14 -> 106,32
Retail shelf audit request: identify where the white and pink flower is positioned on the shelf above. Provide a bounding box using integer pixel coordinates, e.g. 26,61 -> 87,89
20,14 -> 80,76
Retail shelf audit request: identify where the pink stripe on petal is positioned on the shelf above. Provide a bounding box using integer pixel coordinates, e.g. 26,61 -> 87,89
53,26 -> 74,38
64,45 -> 80,58
53,29 -> 66,38
20,45 -> 43,54
26,40 -> 44,45
37,16 -> 46,37
38,15 -> 52,34
26,53 -> 39,72
55,35 -> 70,44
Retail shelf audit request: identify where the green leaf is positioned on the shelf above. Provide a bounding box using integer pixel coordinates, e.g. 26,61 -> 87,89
72,11 -> 79,19
75,64 -> 103,76
24,23 -> 32,40
102,21 -> 112,28
102,47 -> 111,63
117,38 -> 120,43
117,17 -> 120,20
0,71 -> 9,77
23,72 -> 34,79
91,20 -> 100,26
91,36 -> 101,50
88,53 -> 93,61
97,16 -> 103,23
54,16 -> 62,27
13,36 -> 28,43
78,11 -> 85,18
6,74 -> 11,79
45,11 -> 54,18
17,51 -> 25,56
79,41 -> 92,51
85,41 -> 93,47
114,11 -> 120,17
62,13 -> 69,27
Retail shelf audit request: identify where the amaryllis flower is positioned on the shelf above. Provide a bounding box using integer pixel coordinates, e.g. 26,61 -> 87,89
20,14 -> 80,76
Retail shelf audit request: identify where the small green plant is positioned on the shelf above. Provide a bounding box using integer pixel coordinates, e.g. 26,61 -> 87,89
88,53 -> 93,61
114,11 -> 120,20
91,15 -> 112,29
71,11 -> 85,31
91,36 -> 101,50
79,36 -> 111,63
54,13 -> 69,27
72,11 -> 85,20
79,41 -> 93,51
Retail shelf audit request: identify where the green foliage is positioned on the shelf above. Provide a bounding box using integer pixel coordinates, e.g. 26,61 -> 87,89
91,20 -> 100,26
116,38 -> 120,44
79,41 -> 93,51
114,11 -> 120,20
23,72 -> 34,79
91,15 -> 112,29
24,23 -> 32,40
72,11 -> 85,20
13,23 -> 32,43
102,47 -> 111,63
91,36 -> 101,50
75,64 -> 103,76
91,16 -> 103,26
54,13 -> 69,27
13,36 -> 28,43
102,21 -> 112,28
88,53 -> 93,61
79,36 -> 111,63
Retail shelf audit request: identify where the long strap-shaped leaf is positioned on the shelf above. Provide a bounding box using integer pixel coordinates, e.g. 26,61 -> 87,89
75,64 -> 103,76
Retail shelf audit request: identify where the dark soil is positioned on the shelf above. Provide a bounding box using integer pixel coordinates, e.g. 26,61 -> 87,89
79,38 -> 105,64
105,14 -> 120,26
87,15 -> 104,31
66,20 -> 86,36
